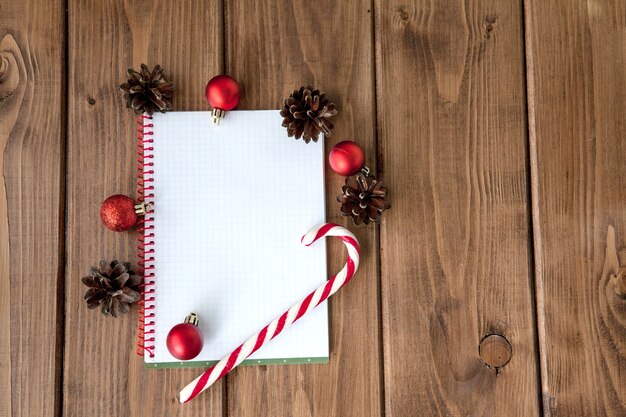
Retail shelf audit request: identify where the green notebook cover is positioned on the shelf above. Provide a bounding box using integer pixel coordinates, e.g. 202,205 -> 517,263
146,357 -> 329,369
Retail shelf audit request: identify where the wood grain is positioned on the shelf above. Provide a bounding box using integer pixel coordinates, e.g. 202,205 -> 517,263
525,1 -> 626,415
0,0 -> 65,414
223,1 -> 382,416
0,34 -> 23,417
4,0 -> 625,414
375,0 -> 541,415
64,1 -> 224,415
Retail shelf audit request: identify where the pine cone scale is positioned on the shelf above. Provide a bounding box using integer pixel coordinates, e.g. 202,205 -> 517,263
100,278 -> 113,291
112,272 -> 130,288
83,288 -> 98,300
85,289 -> 108,308
118,288 -> 140,304
99,260 -> 112,274
129,85 -> 144,94
303,123 -> 313,141
149,65 -> 163,80
126,274 -> 142,288
127,69 -> 141,82
131,95 -> 146,109
81,276 -> 99,288
293,110 -> 308,119
368,197 -> 388,210
149,87 -> 163,100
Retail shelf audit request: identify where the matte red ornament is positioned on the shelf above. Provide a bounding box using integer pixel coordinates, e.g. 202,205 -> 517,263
167,313 -> 204,361
100,194 -> 138,232
206,75 -> 241,124
329,141 -> 365,177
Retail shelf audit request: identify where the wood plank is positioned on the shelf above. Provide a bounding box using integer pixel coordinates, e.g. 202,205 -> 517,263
525,1 -> 626,415
224,1 -> 382,416
0,0 -> 65,415
64,1 -> 224,415
375,0 -> 541,415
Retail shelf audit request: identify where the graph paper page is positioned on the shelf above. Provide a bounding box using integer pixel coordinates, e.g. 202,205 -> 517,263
145,110 -> 328,366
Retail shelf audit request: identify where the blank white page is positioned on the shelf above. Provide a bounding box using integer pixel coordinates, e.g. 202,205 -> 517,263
144,110 -> 328,367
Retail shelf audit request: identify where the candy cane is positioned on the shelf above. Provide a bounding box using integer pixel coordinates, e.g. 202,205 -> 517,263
179,223 -> 360,403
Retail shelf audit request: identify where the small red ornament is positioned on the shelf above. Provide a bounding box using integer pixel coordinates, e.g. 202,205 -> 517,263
206,75 -> 241,124
329,141 -> 365,177
100,194 -> 139,232
166,313 -> 204,361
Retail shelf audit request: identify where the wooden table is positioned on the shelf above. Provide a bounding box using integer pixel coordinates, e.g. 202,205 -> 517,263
2,1 -> 625,416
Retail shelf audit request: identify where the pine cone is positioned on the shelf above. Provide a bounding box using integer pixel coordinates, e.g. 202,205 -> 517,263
338,172 -> 389,225
120,64 -> 174,115
280,86 -> 337,143
82,260 -> 142,318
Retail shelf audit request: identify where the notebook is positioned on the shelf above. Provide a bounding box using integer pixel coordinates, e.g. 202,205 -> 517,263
137,110 -> 328,368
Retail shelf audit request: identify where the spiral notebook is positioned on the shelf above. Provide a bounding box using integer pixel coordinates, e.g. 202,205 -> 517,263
137,110 -> 328,368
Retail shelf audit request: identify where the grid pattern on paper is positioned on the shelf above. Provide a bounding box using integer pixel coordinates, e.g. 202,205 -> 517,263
145,110 -> 328,365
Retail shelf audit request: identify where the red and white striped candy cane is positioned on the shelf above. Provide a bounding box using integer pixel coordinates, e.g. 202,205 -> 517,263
179,223 -> 360,403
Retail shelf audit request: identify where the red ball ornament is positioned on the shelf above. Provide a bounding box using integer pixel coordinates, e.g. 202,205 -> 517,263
206,75 -> 241,124
166,313 -> 204,361
329,141 -> 365,177
100,194 -> 138,232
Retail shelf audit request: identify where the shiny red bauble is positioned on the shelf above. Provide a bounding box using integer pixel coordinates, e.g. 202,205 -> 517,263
328,141 -> 365,177
100,194 -> 138,232
206,75 -> 241,122
166,316 -> 204,361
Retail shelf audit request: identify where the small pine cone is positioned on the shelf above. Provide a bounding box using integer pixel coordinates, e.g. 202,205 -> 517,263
280,86 -> 337,143
120,64 -> 174,115
81,260 -> 142,318
338,172 -> 389,225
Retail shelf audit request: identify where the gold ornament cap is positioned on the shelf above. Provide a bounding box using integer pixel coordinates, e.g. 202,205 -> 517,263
134,201 -> 153,215
211,108 -> 226,124
184,312 -> 199,327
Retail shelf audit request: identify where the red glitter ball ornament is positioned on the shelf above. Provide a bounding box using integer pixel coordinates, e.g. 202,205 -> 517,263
100,194 -> 138,232
166,313 -> 204,361
329,141 -> 365,177
205,75 -> 241,124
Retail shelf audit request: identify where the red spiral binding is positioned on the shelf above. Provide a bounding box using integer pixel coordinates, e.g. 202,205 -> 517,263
136,115 -> 156,358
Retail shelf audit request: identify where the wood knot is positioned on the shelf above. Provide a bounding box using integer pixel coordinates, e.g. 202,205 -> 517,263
479,334 -> 512,370
484,14 -> 497,39
393,7 -> 412,26
610,268 -> 626,299
0,55 -> 8,79
603,226 -> 626,300
0,47 -> 20,103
